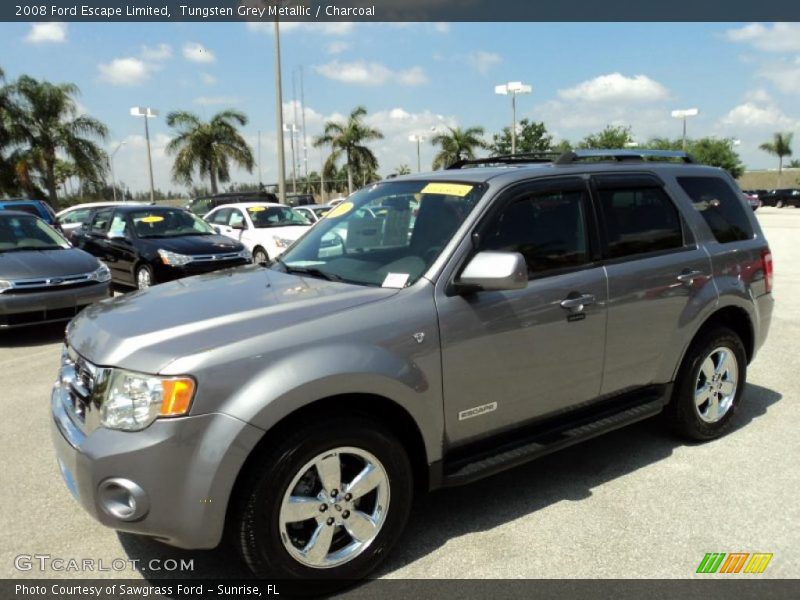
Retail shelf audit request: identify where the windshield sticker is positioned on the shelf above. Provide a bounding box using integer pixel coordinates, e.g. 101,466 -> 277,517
139,216 -> 164,223
420,183 -> 474,197
325,202 -> 354,219
382,272 -> 410,289
247,206 -> 266,212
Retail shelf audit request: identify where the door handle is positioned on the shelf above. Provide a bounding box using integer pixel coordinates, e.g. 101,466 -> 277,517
676,270 -> 704,284
560,294 -> 596,311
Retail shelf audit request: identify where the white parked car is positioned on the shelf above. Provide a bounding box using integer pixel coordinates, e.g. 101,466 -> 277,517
203,202 -> 311,264
294,205 -> 331,223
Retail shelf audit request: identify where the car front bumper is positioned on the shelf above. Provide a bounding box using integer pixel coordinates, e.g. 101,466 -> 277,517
0,282 -> 111,328
50,382 -> 264,549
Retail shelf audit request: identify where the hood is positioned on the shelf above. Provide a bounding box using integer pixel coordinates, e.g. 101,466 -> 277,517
0,247 -> 99,280
67,266 -> 398,373
137,234 -> 243,255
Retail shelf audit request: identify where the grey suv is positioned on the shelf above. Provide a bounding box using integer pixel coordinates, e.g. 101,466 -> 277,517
51,150 -> 773,584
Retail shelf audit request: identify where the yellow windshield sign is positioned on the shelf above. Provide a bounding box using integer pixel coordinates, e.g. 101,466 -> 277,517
325,202 -> 353,219
420,183 -> 474,197
247,206 -> 266,212
139,216 -> 164,223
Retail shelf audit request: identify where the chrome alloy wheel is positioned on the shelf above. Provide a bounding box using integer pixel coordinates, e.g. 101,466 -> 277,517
278,447 -> 390,569
694,346 -> 739,423
136,267 -> 152,289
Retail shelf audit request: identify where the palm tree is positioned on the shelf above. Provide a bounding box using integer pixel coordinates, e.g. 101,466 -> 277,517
313,106 -> 383,194
11,75 -> 108,207
165,110 -> 254,194
430,126 -> 487,169
394,164 -> 412,176
759,132 -> 793,187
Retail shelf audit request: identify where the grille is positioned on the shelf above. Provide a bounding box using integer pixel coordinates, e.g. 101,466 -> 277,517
61,347 -> 101,427
0,305 -> 86,327
4,271 -> 97,292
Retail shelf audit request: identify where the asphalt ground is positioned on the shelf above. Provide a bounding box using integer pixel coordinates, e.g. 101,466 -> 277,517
1,206 -> 797,582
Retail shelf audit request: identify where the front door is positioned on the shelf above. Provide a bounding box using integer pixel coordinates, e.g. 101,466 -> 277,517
436,178 -> 608,446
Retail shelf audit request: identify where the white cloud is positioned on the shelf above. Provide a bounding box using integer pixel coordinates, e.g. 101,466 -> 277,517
193,96 -> 239,106
326,41 -> 349,55
467,51 -> 501,75
97,58 -> 150,86
200,73 -> 217,85
759,59 -> 800,95
314,61 -> 428,86
25,23 -> 67,44
558,73 -> 669,103
247,22 -> 355,36
140,43 -> 172,61
725,23 -> 800,53
720,100 -> 799,129
433,22 -> 450,34
183,42 -> 216,64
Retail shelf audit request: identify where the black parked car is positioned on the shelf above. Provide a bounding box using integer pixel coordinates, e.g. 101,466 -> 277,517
0,210 -> 111,328
73,205 -> 251,290
760,188 -> 800,208
186,191 -> 279,216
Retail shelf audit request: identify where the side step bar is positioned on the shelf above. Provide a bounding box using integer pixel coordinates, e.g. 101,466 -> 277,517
441,396 -> 665,487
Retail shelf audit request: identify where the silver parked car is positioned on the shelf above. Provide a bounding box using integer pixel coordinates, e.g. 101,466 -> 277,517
51,150 -> 773,587
0,210 -> 112,328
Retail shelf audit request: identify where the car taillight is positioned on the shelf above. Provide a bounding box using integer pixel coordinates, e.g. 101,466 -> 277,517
761,248 -> 773,293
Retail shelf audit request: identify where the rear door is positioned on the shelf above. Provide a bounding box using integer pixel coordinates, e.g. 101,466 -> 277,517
79,207 -> 114,259
104,211 -> 138,283
592,174 -> 714,395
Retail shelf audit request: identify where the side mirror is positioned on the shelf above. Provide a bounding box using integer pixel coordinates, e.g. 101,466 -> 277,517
457,251 -> 528,292
231,222 -> 246,230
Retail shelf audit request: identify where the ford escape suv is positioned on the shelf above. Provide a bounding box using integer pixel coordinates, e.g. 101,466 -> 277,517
51,149 -> 773,584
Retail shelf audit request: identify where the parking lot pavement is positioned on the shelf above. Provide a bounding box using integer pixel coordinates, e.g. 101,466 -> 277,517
1,207 -> 798,581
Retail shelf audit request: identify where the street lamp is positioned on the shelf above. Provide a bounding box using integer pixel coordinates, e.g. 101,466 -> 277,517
495,81 -> 532,155
284,123 -> 299,194
130,106 -> 158,203
671,108 -> 699,151
273,20 -> 287,204
409,134 -> 426,172
109,141 -> 126,202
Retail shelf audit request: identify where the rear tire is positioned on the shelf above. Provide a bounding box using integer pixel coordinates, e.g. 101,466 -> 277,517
233,416 -> 413,591
776,199 -> 784,208
667,327 -> 747,441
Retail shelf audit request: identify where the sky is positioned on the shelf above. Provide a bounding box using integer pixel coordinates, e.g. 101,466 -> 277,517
2,21 -> 800,193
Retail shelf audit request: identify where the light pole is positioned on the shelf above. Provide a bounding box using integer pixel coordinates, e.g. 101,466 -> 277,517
130,106 -> 158,203
671,108 -> 699,151
284,123 -> 298,194
257,130 -> 262,189
409,134 -> 426,172
495,81 -> 532,155
273,20 -> 287,204
108,141 -> 126,202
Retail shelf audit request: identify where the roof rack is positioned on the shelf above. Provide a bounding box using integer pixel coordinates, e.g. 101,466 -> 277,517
554,149 -> 697,164
446,152 -> 562,170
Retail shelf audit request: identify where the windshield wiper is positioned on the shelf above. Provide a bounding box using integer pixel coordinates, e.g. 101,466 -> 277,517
276,259 -> 344,282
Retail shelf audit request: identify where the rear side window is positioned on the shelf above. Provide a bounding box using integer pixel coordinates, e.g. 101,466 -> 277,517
596,184 -> 683,259
5,204 -> 39,217
677,177 -> 754,243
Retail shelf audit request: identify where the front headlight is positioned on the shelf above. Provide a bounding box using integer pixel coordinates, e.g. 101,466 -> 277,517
0,280 -> 10,294
272,236 -> 295,249
100,369 -> 196,432
90,263 -> 112,283
158,249 -> 193,266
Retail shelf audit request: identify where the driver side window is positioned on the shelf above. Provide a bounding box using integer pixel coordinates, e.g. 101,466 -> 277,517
90,208 -> 113,234
479,186 -> 591,277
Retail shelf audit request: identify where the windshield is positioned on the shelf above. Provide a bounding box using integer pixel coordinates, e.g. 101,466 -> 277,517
0,214 -> 70,252
275,180 -> 485,287
131,209 -> 216,238
247,205 -> 310,227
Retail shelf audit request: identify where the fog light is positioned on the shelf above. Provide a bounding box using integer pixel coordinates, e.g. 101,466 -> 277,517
98,478 -> 149,522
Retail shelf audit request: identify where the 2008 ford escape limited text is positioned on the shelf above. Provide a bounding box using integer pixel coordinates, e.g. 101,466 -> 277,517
51,149 -> 773,584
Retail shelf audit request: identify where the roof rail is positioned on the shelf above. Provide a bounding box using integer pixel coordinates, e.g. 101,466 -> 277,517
446,152 -> 562,170
554,149 -> 697,164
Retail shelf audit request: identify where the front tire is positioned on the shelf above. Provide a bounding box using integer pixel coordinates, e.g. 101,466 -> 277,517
667,327 -> 747,441
253,247 -> 269,265
776,199 -> 784,208
233,417 -> 413,587
135,264 -> 154,290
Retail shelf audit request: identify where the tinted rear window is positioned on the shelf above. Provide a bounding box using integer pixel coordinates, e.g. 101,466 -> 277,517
677,177 -> 754,243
